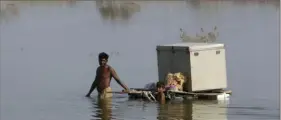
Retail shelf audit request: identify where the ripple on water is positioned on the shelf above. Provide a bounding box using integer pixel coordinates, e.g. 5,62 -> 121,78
86,96 -> 279,120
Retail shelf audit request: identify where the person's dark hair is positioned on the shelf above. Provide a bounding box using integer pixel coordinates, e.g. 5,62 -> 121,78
98,52 -> 109,60
156,81 -> 165,88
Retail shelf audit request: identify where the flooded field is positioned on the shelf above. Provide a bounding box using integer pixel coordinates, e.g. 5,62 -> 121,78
0,0 -> 279,120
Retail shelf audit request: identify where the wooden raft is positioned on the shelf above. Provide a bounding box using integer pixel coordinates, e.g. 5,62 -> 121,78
127,88 -> 232,100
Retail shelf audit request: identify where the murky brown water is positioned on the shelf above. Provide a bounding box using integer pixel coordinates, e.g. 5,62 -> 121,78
0,0 -> 279,120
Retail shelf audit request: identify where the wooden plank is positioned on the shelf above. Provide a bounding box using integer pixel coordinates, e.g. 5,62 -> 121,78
127,89 -> 232,100
224,90 -> 232,94
127,90 -> 232,95
130,88 -> 154,91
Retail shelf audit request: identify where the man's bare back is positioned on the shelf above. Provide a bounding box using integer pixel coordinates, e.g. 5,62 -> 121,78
86,52 -> 129,98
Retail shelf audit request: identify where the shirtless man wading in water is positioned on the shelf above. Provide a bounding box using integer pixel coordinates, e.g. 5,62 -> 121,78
85,52 -> 129,99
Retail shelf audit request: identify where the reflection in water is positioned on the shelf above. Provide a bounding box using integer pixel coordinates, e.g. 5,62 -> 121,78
185,0 -> 201,9
157,101 -> 192,120
23,0 -> 77,7
157,100 -> 228,120
0,2 -> 19,23
89,98 -> 229,120
90,98 -> 113,120
192,100 -> 228,120
96,0 -> 140,21
226,0 -> 280,9
0,1 -> 78,24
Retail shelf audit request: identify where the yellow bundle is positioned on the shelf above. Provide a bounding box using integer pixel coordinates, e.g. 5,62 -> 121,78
164,72 -> 186,91
173,72 -> 186,91
165,73 -> 174,85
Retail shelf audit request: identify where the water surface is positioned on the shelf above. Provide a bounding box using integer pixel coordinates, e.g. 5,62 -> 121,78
0,1 -> 279,120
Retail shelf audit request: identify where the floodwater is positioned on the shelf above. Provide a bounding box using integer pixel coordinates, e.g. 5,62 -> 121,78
0,0 -> 279,120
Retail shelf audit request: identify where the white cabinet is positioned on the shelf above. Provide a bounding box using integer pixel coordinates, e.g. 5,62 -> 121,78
156,42 -> 227,92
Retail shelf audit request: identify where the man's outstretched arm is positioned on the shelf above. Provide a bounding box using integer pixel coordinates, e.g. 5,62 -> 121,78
109,67 -> 129,91
86,68 -> 99,97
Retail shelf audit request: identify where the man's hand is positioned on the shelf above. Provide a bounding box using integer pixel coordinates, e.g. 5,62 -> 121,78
122,89 -> 130,93
85,93 -> 91,97
85,68 -> 99,98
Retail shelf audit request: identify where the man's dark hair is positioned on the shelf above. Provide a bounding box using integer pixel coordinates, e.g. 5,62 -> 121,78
156,81 -> 165,88
98,52 -> 109,60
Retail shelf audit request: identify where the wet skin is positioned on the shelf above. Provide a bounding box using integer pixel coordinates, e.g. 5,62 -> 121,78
156,86 -> 166,104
